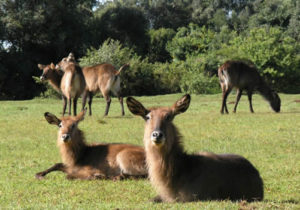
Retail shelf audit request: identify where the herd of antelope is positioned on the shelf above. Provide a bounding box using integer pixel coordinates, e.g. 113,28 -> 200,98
36,54 -> 283,203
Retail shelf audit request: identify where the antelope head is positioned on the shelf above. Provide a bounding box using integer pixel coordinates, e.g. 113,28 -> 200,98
38,63 -> 59,81
127,95 -> 191,151
44,109 -> 87,145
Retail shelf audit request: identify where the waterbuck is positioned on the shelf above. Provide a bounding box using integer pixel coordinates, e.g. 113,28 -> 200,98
56,57 -> 86,116
126,94 -> 264,202
66,53 -> 129,116
218,60 -> 281,114
38,63 -> 64,93
35,109 -> 147,180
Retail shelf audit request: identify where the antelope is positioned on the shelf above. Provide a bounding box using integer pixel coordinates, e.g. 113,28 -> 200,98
126,94 -> 264,202
218,60 -> 281,114
66,53 -> 129,116
38,63 -> 64,93
56,56 -> 86,116
35,109 -> 147,180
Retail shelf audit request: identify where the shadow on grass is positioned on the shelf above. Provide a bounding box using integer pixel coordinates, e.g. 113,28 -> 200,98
263,199 -> 299,204
103,115 -> 133,119
97,119 -> 107,124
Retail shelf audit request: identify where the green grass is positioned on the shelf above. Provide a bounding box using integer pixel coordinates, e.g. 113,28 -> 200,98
0,93 -> 299,209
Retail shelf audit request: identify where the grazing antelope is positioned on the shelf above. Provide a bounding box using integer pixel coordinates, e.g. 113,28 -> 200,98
66,53 -> 129,116
127,94 -> 264,202
35,109 -> 147,180
56,56 -> 86,116
218,60 -> 281,114
38,63 -> 64,93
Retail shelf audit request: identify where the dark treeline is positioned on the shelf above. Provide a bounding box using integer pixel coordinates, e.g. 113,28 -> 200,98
0,0 -> 299,99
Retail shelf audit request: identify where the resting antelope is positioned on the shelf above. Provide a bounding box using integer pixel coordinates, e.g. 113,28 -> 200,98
127,94 -> 264,202
66,53 -> 129,116
56,57 -> 86,116
35,109 -> 147,180
218,60 -> 281,114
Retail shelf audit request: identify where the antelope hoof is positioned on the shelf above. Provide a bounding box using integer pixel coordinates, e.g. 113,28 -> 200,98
112,174 -> 125,181
150,195 -> 163,203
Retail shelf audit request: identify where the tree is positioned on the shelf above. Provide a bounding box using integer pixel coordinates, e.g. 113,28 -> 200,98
0,0 -> 96,99
94,4 -> 149,55
148,28 -> 175,63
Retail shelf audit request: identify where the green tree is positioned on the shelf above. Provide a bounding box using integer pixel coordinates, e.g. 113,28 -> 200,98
94,4 -> 149,55
148,28 -> 175,63
0,0 -> 96,99
166,24 -> 215,61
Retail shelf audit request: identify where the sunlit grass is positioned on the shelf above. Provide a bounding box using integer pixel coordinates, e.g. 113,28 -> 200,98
0,93 -> 299,209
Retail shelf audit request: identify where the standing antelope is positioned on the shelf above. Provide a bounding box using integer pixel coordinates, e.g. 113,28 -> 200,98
56,57 -> 86,116
66,53 -> 129,116
38,63 -> 64,93
35,109 -> 147,180
218,60 -> 281,114
127,94 -> 264,202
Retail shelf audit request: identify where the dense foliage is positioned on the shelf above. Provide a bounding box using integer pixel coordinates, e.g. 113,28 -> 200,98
0,0 -> 299,98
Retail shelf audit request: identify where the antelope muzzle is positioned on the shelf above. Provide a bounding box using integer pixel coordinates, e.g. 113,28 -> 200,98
151,130 -> 165,145
61,134 -> 71,142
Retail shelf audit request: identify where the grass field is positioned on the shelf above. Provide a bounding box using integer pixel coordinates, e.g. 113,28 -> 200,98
0,93 -> 299,209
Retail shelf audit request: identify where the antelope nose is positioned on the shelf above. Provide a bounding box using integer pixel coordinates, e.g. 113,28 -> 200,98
151,131 -> 163,143
61,134 -> 70,142
40,76 -> 45,81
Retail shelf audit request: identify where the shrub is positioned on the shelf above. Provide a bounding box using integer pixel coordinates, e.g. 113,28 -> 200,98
148,28 -> 176,63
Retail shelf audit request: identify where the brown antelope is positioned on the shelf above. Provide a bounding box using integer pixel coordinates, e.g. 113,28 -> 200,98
66,53 -> 129,116
38,63 -> 64,93
126,94 -> 264,202
35,109 -> 147,180
56,56 -> 86,116
218,60 -> 281,114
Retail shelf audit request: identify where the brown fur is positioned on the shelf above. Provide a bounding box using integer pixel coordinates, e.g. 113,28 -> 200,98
218,60 -> 281,114
127,95 -> 264,202
37,63 -> 64,93
66,53 -> 129,116
35,109 -> 147,180
56,57 -> 86,116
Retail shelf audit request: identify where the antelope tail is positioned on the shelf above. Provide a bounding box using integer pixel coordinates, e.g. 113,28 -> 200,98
115,63 -> 130,76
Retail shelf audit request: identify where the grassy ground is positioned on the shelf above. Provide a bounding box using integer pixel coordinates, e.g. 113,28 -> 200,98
0,93 -> 299,209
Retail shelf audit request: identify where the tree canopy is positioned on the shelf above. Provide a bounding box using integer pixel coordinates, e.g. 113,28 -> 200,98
0,0 -> 299,99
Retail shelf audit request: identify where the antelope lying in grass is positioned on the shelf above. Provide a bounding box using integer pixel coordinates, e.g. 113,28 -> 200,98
66,53 -> 129,116
127,94 -> 264,202
35,109 -> 147,180
218,60 -> 281,114
56,57 -> 86,116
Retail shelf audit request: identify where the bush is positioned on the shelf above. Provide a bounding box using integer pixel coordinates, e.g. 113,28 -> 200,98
166,24 -> 215,61
180,72 -> 220,94
148,28 -> 176,63
216,27 -> 300,92
79,39 -> 176,96
32,76 -> 61,99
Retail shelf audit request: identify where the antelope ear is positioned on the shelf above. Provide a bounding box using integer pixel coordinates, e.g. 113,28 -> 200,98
50,63 -> 55,69
172,94 -> 191,115
76,108 -> 87,122
38,64 -> 45,70
126,97 -> 149,120
44,112 -> 61,126
67,52 -> 75,62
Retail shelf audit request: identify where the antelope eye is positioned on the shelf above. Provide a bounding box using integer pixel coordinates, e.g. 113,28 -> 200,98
145,114 -> 151,120
71,123 -> 76,129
